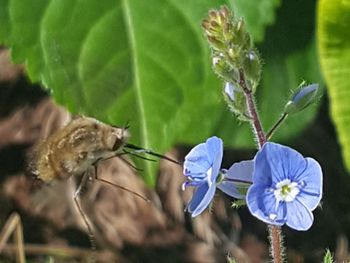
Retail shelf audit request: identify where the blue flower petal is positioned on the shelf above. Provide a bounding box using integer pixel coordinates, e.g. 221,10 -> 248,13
255,143 -> 308,185
286,199 -> 314,231
253,146 -> 273,186
187,183 -> 216,217
205,136 -> 223,183
182,180 -> 204,190
294,157 -> 323,210
246,184 -> 286,226
184,142 -> 211,176
218,160 -> 254,199
217,181 -> 245,199
225,160 -> 254,182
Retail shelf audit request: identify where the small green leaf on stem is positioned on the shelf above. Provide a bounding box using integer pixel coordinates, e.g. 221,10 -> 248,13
227,254 -> 237,263
323,249 -> 334,263
231,199 -> 247,209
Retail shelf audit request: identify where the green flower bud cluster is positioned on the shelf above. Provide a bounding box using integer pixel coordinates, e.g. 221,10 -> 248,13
202,6 -> 262,92
202,6 -> 262,120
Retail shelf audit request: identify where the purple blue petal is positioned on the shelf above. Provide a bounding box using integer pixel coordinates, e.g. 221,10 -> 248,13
218,160 -> 254,199
187,183 -> 217,217
293,158 -> 323,210
247,185 -> 286,226
285,199 -> 314,230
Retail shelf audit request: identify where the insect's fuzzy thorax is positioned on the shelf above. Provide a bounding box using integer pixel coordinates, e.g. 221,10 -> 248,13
34,117 -> 129,182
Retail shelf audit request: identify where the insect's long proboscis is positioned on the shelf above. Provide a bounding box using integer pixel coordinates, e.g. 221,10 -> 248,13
124,143 -> 182,165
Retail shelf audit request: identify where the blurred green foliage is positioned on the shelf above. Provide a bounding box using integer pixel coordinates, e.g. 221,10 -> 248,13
0,0 -> 323,185
318,0 -> 350,175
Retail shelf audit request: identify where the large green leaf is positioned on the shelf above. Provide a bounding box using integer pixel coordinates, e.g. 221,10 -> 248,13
1,0 -> 319,185
318,0 -> 350,173
0,0 -> 281,185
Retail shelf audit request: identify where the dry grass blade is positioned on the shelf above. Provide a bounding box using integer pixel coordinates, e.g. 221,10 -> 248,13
0,212 -> 26,263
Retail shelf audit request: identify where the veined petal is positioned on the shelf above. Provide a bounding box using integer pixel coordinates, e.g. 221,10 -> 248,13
225,160 -> 254,182
183,162 -> 208,178
205,136 -> 223,183
257,143 -> 307,185
184,143 -> 211,176
217,181 -> 246,199
187,183 -> 216,217
218,160 -> 254,199
253,146 -> 273,186
294,158 -> 323,211
286,199 -> 314,231
247,184 -> 286,226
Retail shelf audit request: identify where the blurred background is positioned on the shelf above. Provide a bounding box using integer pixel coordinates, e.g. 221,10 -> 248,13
1,0 -> 350,262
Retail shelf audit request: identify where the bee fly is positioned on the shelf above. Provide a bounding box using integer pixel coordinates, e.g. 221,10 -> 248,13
31,116 -> 180,251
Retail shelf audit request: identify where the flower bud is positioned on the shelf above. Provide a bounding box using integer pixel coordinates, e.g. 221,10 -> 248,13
223,82 -> 249,121
213,56 -> 238,83
224,82 -> 239,101
235,18 -> 251,50
284,84 -> 319,114
207,36 -> 226,51
227,48 -> 240,66
243,50 -> 261,91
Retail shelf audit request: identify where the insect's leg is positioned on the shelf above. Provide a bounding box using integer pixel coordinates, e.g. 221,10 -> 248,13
117,155 -> 144,172
73,172 -> 97,255
92,150 -> 144,173
0,212 -> 25,263
93,164 -> 150,203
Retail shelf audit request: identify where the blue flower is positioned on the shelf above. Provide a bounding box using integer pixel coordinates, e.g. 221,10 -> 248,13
246,142 -> 323,231
183,136 -> 253,217
183,136 -> 223,217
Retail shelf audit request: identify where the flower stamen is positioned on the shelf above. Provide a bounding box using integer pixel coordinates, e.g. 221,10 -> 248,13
274,179 -> 300,202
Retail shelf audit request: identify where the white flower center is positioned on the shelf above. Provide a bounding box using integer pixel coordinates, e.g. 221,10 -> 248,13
274,179 -> 299,202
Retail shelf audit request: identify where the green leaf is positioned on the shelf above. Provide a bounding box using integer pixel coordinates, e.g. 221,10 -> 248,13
318,0 -> 350,174
0,0 -> 317,186
0,0 -> 281,185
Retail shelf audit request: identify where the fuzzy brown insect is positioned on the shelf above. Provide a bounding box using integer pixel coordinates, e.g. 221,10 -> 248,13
34,116 -> 130,183
31,116 -> 152,252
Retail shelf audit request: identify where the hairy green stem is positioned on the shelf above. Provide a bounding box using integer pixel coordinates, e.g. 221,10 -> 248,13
268,225 -> 284,263
238,69 -> 266,148
238,69 -> 284,263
